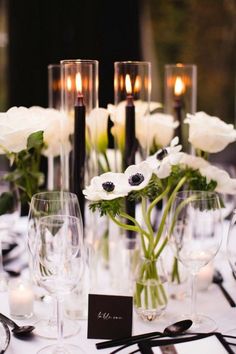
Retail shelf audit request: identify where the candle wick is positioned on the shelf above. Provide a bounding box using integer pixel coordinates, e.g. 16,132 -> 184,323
77,93 -> 84,106
126,94 -> 134,107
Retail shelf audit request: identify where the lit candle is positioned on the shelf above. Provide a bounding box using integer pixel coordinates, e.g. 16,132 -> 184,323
8,279 -> 34,319
197,263 -> 214,291
73,72 -> 86,222
125,74 -> 136,246
174,76 -> 185,142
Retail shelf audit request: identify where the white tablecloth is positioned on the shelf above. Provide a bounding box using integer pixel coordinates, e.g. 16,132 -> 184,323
1,219 -> 236,353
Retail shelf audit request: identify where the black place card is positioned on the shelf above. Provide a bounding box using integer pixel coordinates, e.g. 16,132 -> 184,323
87,294 -> 133,339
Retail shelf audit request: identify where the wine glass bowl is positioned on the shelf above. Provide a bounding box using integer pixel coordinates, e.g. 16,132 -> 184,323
34,214 -> 84,354
169,190 -> 222,332
27,191 -> 83,339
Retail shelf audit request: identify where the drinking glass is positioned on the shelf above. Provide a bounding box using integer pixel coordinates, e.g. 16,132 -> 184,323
169,190 -> 222,332
0,175 -> 20,291
28,191 -> 83,338
34,214 -> 84,354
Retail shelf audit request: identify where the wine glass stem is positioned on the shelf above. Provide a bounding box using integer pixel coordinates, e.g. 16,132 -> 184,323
190,273 -> 197,321
56,295 -> 64,349
0,238 -> 4,275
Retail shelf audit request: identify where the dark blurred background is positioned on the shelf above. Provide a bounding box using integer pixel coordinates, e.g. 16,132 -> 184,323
0,0 -> 235,135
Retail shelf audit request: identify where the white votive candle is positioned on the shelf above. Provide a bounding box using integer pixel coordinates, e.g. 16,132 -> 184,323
8,279 -> 34,319
197,262 -> 214,291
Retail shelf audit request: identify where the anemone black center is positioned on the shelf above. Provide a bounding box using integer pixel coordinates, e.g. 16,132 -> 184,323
128,173 -> 144,186
156,148 -> 168,160
102,181 -> 115,192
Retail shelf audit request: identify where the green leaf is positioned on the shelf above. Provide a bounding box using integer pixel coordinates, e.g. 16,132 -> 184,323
0,192 -> 14,216
27,131 -> 44,150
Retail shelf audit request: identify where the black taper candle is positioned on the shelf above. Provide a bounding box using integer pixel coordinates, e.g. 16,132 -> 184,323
174,96 -> 183,143
125,94 -> 136,246
73,94 -> 86,222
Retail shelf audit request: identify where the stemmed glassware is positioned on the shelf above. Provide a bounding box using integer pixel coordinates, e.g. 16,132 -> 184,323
28,191 -> 83,338
0,175 -> 20,291
169,190 -> 222,332
33,214 -> 84,354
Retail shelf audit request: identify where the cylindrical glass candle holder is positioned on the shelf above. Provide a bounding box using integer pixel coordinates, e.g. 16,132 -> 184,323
60,59 -> 99,221
8,278 -> 34,319
114,61 -> 151,172
164,64 -> 197,152
47,63 -> 65,191
48,64 -> 62,111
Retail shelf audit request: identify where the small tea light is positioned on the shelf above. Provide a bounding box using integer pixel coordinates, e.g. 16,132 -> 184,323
8,279 -> 34,319
197,263 -> 214,291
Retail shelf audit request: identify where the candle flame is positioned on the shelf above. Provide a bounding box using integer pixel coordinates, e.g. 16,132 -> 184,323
125,74 -> 132,95
66,76 -> 72,92
174,76 -> 185,96
76,72 -> 82,93
134,75 -> 141,93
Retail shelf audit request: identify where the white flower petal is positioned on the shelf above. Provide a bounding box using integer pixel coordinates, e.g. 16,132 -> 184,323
185,111 -> 236,153
125,161 -> 152,190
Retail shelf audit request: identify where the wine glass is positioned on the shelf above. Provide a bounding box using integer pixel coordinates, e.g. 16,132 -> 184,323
34,214 -> 84,354
227,209 -> 236,275
28,191 -> 83,338
0,175 -> 20,291
169,190 -> 222,332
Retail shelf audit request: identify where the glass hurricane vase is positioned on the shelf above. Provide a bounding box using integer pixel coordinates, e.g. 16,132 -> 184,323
133,256 -> 168,321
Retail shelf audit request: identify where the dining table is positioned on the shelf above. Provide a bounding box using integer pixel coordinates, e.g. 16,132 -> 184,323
1,218 -> 236,354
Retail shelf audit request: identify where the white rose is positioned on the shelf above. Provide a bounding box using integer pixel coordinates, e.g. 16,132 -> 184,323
108,101 -> 162,151
0,106 -> 48,154
185,111 -> 236,153
200,165 -> 236,194
137,113 -> 179,149
29,106 -> 72,157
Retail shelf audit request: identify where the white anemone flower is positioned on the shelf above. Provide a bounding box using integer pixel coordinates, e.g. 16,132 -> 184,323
83,172 -> 131,201
179,152 -> 209,170
185,111 -> 236,153
125,161 -> 152,190
200,165 -> 236,195
146,137 -> 183,179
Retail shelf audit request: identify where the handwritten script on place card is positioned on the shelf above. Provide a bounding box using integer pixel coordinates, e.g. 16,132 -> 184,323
87,294 -> 133,339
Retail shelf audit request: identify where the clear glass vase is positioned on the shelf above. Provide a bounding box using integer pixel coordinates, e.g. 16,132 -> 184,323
133,256 -> 168,321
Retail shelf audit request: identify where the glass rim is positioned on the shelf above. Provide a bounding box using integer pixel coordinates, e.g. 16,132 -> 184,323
165,63 -> 197,69
114,60 -> 151,66
48,63 -> 61,69
31,191 -> 78,202
60,59 -> 99,65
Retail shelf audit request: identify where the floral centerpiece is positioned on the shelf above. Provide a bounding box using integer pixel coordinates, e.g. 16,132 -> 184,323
0,106 -> 71,213
83,111 -> 236,320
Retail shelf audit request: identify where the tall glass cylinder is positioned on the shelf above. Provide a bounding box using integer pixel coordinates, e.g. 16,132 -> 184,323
47,64 -> 64,191
48,64 -> 61,111
60,59 -> 99,208
164,64 -> 197,152
114,61 -> 151,172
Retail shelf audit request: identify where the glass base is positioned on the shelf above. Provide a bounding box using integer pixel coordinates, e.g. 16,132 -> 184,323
177,313 -> 217,333
37,343 -> 85,354
34,318 -> 80,339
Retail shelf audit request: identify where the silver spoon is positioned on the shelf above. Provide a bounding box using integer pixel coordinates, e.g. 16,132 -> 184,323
0,313 -> 35,337
96,319 -> 192,350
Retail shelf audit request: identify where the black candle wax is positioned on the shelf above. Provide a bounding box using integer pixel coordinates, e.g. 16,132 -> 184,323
73,94 -> 85,222
125,95 -> 136,246
124,95 -> 136,169
174,95 -> 184,145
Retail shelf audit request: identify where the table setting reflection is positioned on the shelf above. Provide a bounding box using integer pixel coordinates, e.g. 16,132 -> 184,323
0,59 -> 236,354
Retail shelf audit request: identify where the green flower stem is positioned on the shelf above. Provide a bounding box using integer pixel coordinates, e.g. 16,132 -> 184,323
102,151 -> 111,172
120,211 -> 149,257
171,257 -> 180,283
154,176 -> 187,250
108,212 -> 138,233
155,236 -> 168,259
147,185 -> 171,228
141,197 -> 154,238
